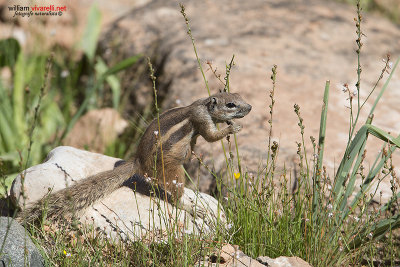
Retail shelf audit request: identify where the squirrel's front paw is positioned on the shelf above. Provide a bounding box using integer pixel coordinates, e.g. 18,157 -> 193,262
229,121 -> 242,134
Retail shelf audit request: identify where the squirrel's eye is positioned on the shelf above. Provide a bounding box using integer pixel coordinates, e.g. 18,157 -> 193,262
226,103 -> 236,108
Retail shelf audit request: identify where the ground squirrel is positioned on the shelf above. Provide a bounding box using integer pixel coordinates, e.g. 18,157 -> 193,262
17,92 -> 251,222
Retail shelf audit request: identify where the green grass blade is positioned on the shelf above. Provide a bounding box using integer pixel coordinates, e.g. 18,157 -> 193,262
313,80 -> 330,212
339,133 -> 368,214
81,5 -> 102,62
348,213 -> 400,249
333,125 -> 368,205
102,55 -> 142,78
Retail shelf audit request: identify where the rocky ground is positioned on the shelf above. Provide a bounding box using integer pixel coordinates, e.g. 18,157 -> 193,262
2,0 -> 400,201
98,0 -> 400,201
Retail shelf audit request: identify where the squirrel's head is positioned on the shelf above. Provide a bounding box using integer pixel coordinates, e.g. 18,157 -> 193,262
206,92 -> 252,122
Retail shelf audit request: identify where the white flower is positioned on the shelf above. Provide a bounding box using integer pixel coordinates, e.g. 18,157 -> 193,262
154,131 -> 159,136
368,232 -> 373,238
327,185 -> 332,190
227,223 -> 233,230
172,180 -> 177,184
61,70 -> 70,78
328,212 -> 333,218
327,204 -> 333,210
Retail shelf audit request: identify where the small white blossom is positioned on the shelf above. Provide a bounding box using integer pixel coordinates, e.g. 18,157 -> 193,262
154,131 -> 159,136
368,232 -> 373,238
227,223 -> 233,230
327,204 -> 333,210
327,185 -> 332,190
328,212 -> 333,218
61,70 -> 70,78
172,180 -> 177,184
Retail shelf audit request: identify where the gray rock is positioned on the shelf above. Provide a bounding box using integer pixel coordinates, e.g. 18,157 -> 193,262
0,217 -> 44,267
198,244 -> 313,267
100,0 -> 400,203
11,146 -> 227,241
257,256 -> 312,267
10,146 -> 121,208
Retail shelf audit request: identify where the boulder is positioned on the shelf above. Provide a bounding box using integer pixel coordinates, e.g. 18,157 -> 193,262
198,244 -> 313,267
10,146 -> 227,240
63,108 -> 128,153
99,0 -> 400,204
0,216 -> 44,267
257,256 -> 313,267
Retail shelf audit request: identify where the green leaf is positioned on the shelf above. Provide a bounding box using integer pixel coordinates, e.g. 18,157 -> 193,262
81,5 -> 102,62
0,38 -> 20,68
102,55 -> 142,78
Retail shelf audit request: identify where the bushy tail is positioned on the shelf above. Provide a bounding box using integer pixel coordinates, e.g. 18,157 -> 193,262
16,161 -> 137,223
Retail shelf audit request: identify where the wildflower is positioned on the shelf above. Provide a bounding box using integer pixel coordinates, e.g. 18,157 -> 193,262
368,232 -> 373,238
227,223 -> 233,230
172,180 -> 177,184
327,204 -> 333,210
61,70 -> 70,78
63,250 -> 71,257
328,212 -> 333,218
234,173 -> 240,180
154,131 -> 159,136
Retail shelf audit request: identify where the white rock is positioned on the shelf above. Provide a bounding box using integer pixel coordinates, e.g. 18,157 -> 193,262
11,146 -> 227,240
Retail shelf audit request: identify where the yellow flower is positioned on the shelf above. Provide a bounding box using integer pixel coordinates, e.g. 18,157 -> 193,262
234,172 -> 240,179
63,250 -> 66,255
